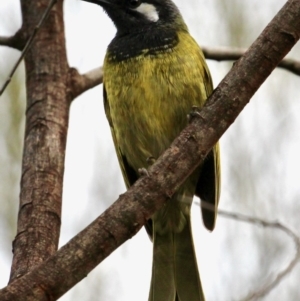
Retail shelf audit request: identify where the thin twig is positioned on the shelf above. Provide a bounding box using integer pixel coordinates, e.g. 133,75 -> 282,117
198,201 -> 300,301
202,46 -> 300,76
0,0 -> 58,96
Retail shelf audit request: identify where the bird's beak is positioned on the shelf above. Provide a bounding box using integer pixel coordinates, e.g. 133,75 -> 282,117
81,0 -> 111,6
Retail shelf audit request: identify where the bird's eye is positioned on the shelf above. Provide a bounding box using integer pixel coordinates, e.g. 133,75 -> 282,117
128,0 -> 141,8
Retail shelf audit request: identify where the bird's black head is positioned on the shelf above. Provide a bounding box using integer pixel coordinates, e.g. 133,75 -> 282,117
82,0 -> 187,35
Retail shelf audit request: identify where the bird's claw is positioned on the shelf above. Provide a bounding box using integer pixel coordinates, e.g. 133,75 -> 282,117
187,106 -> 201,123
146,156 -> 156,165
138,167 -> 149,177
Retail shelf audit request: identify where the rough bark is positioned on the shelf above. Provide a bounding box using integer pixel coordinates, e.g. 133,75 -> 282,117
68,66 -> 103,99
9,0 -> 70,281
0,0 -> 299,299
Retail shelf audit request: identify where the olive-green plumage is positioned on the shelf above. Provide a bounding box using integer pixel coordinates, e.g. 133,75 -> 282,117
104,31 -> 213,173
82,0 -> 220,300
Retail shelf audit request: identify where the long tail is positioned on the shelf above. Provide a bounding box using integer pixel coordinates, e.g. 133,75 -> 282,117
148,215 -> 205,301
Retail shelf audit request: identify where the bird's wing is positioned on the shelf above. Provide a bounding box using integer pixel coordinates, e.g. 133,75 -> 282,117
194,59 -> 221,231
104,84 -> 154,237
195,145 -> 221,231
103,85 -> 138,188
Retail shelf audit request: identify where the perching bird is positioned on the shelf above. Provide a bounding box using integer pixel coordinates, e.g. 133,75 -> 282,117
82,0 -> 220,300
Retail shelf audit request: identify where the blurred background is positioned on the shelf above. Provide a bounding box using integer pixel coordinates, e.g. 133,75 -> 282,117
1,0 -> 300,300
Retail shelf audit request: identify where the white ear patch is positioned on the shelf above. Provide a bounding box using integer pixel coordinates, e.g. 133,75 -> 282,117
134,3 -> 159,22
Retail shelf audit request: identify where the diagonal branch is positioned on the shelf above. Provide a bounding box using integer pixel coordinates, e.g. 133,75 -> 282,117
202,46 -> 300,76
0,0 -> 299,299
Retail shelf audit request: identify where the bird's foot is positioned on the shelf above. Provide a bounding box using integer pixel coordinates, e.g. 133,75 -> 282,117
138,167 -> 149,177
187,105 -> 201,123
146,156 -> 156,165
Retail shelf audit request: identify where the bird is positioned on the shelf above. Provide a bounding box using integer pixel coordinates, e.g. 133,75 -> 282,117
81,0 -> 220,300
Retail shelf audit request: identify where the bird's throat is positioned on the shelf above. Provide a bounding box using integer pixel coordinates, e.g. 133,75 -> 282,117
106,28 -> 180,62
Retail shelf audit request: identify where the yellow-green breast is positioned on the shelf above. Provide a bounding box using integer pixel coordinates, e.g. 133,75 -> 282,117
103,30 -> 213,174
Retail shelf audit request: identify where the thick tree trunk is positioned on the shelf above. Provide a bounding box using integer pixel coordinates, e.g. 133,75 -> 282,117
9,0 -> 70,281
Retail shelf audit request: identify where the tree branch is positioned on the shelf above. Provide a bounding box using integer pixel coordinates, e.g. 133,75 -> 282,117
0,28 -> 27,51
0,0 -> 299,299
200,202 -> 300,301
202,46 -> 300,76
9,0 -> 69,282
68,66 -> 103,100
241,221 -> 300,301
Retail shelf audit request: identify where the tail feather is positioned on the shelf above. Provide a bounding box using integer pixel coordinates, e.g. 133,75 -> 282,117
149,215 -> 205,301
174,219 -> 205,301
149,230 -> 176,301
